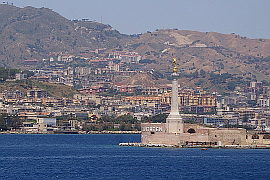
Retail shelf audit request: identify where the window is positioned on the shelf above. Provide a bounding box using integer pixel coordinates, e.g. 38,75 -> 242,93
252,134 -> 259,139
263,135 -> 270,139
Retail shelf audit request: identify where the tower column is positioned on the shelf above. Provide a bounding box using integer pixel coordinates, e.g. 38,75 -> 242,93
166,58 -> 183,133
170,76 -> 180,116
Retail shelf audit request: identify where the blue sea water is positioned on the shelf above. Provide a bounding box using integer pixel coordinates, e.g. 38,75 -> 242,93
0,134 -> 270,180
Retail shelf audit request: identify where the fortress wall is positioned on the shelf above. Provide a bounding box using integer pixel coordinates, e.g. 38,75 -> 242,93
142,133 -> 180,145
142,132 -> 210,145
178,133 -> 209,143
183,124 -> 204,132
246,134 -> 270,145
208,129 -> 247,145
183,123 -> 211,134
141,123 -> 210,145
141,123 -> 253,146
141,123 -> 179,145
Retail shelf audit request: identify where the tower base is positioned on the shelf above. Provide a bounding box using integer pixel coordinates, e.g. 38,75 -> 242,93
166,115 -> 183,133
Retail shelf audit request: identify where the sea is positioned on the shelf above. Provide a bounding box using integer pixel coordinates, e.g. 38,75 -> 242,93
0,134 -> 269,180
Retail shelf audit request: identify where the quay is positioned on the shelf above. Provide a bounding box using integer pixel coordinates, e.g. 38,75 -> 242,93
119,142 -> 270,149
87,131 -> 141,134
119,142 -> 178,148
0,130 -> 141,135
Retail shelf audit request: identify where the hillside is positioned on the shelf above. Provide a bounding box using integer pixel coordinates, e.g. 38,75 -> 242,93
124,29 -> 270,84
1,5 -> 270,90
0,4 -> 128,67
0,80 -> 78,98
116,72 -> 170,87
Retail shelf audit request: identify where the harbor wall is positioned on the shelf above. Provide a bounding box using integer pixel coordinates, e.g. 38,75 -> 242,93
141,123 -> 250,146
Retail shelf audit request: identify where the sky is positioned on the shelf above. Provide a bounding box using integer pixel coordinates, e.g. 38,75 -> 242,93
6,0 -> 270,39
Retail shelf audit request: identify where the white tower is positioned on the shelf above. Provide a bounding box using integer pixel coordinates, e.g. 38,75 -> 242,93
166,58 -> 183,133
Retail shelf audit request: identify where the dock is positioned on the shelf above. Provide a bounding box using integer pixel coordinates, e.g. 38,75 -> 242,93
119,143 -> 179,148
119,143 -> 270,149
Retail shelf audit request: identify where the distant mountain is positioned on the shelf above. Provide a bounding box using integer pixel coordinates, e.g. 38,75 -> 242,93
124,29 -> 270,84
0,4 -> 128,66
1,4 -> 270,89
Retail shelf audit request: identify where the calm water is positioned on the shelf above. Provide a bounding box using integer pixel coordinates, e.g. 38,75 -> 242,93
0,134 -> 270,180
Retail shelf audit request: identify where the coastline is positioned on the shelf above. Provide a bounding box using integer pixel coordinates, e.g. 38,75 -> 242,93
119,142 -> 270,149
0,131 -> 141,135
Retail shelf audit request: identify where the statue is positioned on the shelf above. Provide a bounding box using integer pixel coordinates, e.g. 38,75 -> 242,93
172,58 -> 177,73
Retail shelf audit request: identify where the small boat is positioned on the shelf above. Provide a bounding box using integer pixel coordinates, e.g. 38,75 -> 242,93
201,148 -> 208,150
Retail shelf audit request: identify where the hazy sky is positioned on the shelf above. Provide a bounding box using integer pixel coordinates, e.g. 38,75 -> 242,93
8,0 -> 270,39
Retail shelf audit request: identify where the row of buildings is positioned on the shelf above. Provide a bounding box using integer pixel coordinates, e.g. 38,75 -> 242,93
1,80 -> 270,133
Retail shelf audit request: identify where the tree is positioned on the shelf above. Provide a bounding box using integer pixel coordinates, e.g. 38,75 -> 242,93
227,81 -> 237,91
141,116 -> 150,123
192,71 -> 199,78
99,116 -> 115,123
195,80 -> 205,86
242,114 -> 249,127
0,114 -> 22,130
150,114 -> 168,123
199,69 -> 206,78
116,115 -> 138,124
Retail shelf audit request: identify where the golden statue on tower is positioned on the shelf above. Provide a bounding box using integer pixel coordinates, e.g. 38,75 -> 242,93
172,58 -> 177,73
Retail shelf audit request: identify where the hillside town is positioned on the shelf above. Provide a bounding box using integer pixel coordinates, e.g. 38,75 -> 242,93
0,48 -> 269,134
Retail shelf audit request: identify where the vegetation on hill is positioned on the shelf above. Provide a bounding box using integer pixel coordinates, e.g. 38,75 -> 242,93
0,67 -> 19,81
0,80 -> 78,98
31,81 -> 78,98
